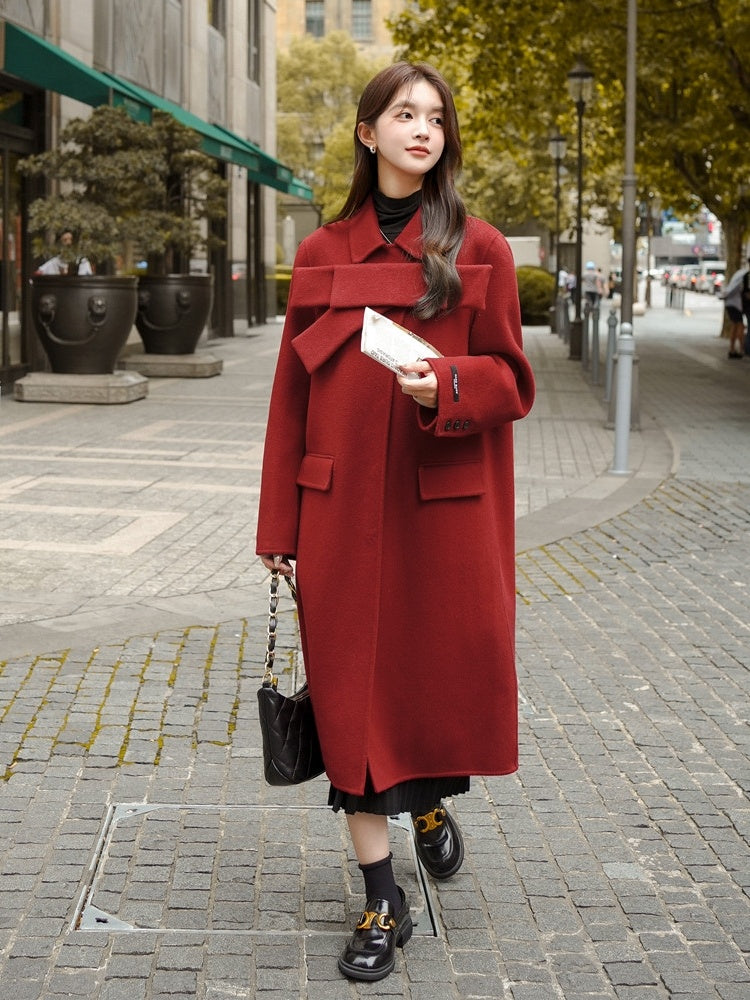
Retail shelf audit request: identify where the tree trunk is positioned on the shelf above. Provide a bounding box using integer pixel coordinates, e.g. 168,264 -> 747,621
723,216 -> 744,278
717,215 -> 746,339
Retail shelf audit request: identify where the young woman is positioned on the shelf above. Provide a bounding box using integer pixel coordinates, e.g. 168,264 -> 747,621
257,61 -> 535,982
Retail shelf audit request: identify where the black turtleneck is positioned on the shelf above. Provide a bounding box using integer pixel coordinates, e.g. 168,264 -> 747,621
373,189 -> 422,243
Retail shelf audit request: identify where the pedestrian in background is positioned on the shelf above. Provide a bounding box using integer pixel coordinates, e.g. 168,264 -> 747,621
582,260 -> 603,307
256,61 -> 535,982
558,267 -> 570,318
740,256 -> 750,355
36,228 -> 93,276
719,255 -> 749,359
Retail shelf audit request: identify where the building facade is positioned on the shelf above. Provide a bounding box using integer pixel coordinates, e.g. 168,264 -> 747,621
277,0 -> 403,56
275,1 -> 404,252
0,0 -> 310,392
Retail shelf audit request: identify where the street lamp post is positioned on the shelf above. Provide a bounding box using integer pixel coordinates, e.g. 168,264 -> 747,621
566,58 -> 594,361
548,132 -> 567,335
547,132 -> 567,277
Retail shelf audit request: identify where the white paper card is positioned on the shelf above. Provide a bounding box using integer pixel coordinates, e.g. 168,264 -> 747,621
360,307 -> 440,376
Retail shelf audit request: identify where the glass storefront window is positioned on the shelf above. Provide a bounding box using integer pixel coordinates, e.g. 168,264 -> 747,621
1,147 -> 23,371
0,89 -> 27,127
0,84 -> 37,389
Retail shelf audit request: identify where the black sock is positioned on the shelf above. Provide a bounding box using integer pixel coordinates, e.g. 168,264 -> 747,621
358,853 -> 400,912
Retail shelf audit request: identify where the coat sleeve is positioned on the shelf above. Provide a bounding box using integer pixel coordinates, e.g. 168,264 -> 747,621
255,245 -> 314,557
418,228 -> 535,437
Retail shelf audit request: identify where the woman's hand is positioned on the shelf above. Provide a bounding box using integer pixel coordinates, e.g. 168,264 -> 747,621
397,361 -> 438,408
260,554 -> 294,576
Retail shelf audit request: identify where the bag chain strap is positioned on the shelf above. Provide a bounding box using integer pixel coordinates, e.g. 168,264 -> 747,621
263,570 -> 297,687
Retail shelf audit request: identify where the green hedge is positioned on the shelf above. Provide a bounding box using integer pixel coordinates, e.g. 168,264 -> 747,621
516,265 -> 556,325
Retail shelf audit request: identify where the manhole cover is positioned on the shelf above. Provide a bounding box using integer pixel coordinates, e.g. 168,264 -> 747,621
74,803 -> 438,937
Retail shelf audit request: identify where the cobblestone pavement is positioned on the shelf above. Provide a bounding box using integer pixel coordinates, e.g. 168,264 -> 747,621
0,287 -> 748,998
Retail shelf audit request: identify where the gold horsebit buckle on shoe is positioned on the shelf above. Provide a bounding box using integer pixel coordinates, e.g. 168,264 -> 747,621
356,910 -> 397,932
413,806 -> 446,835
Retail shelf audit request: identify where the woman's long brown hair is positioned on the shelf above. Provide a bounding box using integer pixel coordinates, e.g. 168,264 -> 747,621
333,62 -> 466,319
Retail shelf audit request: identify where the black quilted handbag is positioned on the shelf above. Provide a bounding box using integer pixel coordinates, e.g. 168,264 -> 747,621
257,571 -> 325,785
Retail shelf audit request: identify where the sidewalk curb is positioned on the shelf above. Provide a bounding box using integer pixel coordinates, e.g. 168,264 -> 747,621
516,423 -> 673,552
0,573 -> 270,661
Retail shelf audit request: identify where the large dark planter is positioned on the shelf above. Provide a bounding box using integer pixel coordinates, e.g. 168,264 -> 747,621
30,275 -> 138,375
135,274 -> 213,355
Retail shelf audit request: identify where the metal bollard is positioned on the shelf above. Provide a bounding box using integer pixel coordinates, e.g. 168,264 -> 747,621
667,285 -> 685,310
604,307 -> 618,402
611,323 -> 634,474
591,303 -> 600,385
558,295 -> 570,342
582,301 -> 590,369
555,294 -> 566,339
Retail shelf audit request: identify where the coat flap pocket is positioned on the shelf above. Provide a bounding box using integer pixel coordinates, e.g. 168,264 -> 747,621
297,453 -> 334,491
418,461 -> 485,500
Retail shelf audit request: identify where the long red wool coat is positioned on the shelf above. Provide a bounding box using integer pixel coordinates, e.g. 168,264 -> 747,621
256,198 -> 535,796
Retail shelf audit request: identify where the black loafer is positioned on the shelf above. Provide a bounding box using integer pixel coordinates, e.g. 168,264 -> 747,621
337,887 -> 412,981
413,804 -> 464,879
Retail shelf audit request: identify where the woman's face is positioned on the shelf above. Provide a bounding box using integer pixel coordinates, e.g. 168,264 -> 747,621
358,79 -> 446,197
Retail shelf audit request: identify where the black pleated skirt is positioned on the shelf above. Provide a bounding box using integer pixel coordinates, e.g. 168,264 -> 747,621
328,774 -> 470,816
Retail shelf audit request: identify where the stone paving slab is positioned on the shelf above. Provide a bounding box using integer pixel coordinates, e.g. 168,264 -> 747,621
75,804 -> 435,937
118,351 -> 224,378
0,291 -> 749,997
12,371 -> 149,404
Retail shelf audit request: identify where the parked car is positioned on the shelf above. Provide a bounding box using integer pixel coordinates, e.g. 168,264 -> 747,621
693,262 -> 725,293
682,266 -> 701,291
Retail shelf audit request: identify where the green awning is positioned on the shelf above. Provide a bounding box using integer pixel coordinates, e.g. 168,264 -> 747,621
104,74 -> 312,199
1,21 -> 151,116
1,21 -> 312,200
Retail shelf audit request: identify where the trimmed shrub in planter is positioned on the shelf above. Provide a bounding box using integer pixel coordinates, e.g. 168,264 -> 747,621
18,106 -> 163,275
139,110 -> 228,278
20,105 -> 229,367
516,266 -> 556,325
135,111 -> 227,354
18,107 -> 161,374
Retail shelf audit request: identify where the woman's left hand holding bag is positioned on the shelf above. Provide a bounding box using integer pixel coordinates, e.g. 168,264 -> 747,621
260,554 -> 295,577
